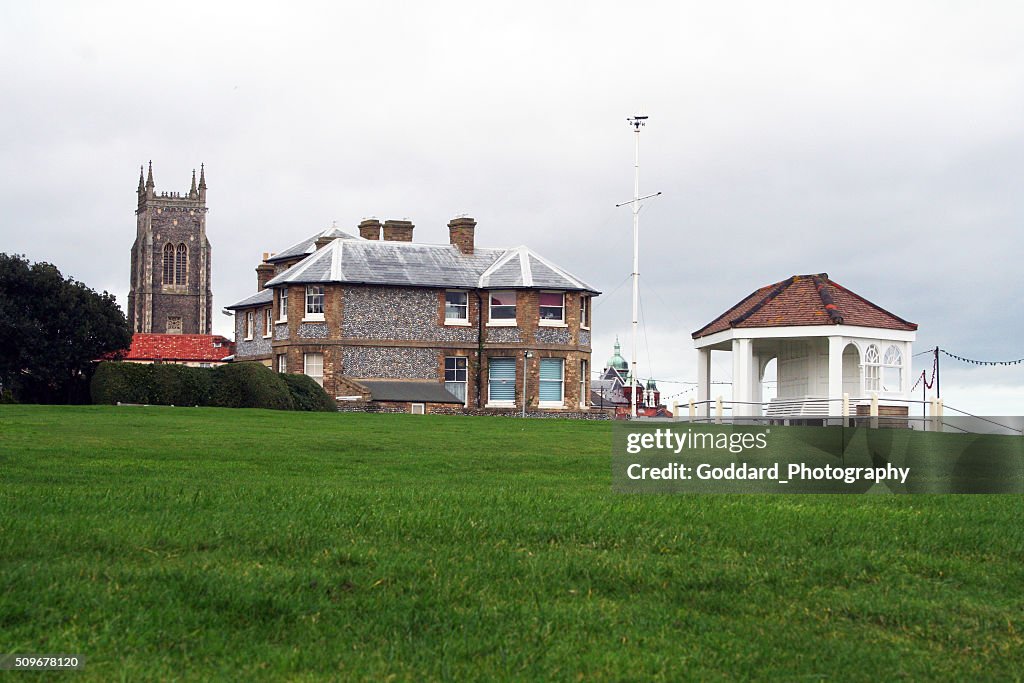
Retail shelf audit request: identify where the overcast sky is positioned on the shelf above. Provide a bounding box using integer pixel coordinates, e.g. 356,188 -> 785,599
2,1 -> 1022,413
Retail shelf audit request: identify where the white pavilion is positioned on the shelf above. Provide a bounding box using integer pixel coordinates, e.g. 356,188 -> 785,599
691,274 -> 918,418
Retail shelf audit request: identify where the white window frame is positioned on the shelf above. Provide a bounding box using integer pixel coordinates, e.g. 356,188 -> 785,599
580,296 -> 590,330
538,357 -> 565,408
263,308 -> 273,338
882,345 -> 903,394
486,357 -> 517,407
244,310 -> 254,340
444,290 -> 470,326
277,354 -> 287,373
579,359 -> 587,408
410,403 -> 425,415
863,344 -> 880,393
278,287 -> 288,322
538,291 -> 566,327
304,285 -> 325,321
444,356 -> 469,406
487,290 -> 517,327
304,352 -> 324,386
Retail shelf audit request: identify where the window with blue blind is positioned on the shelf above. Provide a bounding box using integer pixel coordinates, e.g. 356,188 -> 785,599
539,358 -> 564,405
488,357 -> 516,405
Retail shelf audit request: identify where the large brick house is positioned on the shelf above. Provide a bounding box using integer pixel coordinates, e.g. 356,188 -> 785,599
226,217 -> 599,413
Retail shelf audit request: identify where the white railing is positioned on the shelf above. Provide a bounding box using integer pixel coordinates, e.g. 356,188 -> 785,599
644,394 -> 1023,436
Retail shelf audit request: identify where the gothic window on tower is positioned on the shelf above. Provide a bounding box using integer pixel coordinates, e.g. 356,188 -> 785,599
163,243 -> 175,284
166,316 -> 183,334
175,243 -> 188,285
163,242 -> 188,286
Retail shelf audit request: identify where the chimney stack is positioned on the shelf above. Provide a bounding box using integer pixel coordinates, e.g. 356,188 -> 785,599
448,216 -> 476,255
382,219 -> 414,242
358,218 -> 382,240
314,234 -> 339,250
256,253 -> 274,289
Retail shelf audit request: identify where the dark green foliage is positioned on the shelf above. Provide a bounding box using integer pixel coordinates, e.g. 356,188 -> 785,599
280,373 -> 336,411
210,362 -> 294,410
92,361 -> 293,410
0,253 -> 131,403
178,365 -> 214,407
90,362 -> 151,405
147,364 -> 213,406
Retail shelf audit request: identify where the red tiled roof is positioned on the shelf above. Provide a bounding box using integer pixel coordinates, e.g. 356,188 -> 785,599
121,334 -> 235,362
692,274 -> 918,339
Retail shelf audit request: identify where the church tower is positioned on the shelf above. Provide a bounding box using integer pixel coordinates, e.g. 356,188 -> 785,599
128,162 -> 213,334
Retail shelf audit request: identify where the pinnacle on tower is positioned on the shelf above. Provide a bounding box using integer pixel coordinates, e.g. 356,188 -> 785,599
189,169 -> 198,198
137,166 -> 145,193
198,163 -> 206,190
145,161 -> 155,189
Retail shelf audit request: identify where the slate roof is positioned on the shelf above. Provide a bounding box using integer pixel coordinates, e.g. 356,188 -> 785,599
358,380 -> 465,404
122,334 -> 235,362
224,289 -> 273,310
265,227 -> 362,264
692,273 -> 918,339
264,239 -> 599,294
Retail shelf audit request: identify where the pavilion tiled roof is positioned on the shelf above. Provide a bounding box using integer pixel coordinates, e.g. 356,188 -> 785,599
691,274 -> 918,339
122,334 -> 235,362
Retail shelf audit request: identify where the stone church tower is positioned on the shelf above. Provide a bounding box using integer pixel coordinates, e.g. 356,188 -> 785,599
128,162 -> 213,334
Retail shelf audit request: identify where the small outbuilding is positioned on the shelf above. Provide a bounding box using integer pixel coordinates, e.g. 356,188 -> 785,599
120,333 -> 235,367
691,274 -> 918,417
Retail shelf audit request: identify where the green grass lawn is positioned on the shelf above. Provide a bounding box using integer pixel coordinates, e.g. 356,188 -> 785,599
1,406 -> 1022,681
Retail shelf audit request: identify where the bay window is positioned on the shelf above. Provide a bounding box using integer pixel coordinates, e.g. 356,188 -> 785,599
488,291 -> 516,325
304,352 -> 324,386
305,285 -> 324,320
539,358 -> 564,407
579,360 -> 587,408
539,291 -> 565,325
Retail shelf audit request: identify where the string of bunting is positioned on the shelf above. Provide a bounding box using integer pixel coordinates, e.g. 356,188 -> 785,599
911,352 -> 938,392
940,349 -> 1024,366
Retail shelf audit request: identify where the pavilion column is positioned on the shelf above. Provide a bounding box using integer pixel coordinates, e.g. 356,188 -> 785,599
828,335 -> 844,416
751,353 -> 763,411
732,338 -> 753,418
696,347 -> 711,417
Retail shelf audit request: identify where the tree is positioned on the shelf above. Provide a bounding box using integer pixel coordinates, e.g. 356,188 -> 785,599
0,253 -> 131,403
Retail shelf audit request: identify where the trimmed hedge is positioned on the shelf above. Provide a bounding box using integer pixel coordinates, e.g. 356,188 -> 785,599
90,361 -> 334,412
209,362 -> 294,411
91,362 -> 152,405
148,364 -> 213,406
281,373 -> 336,412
